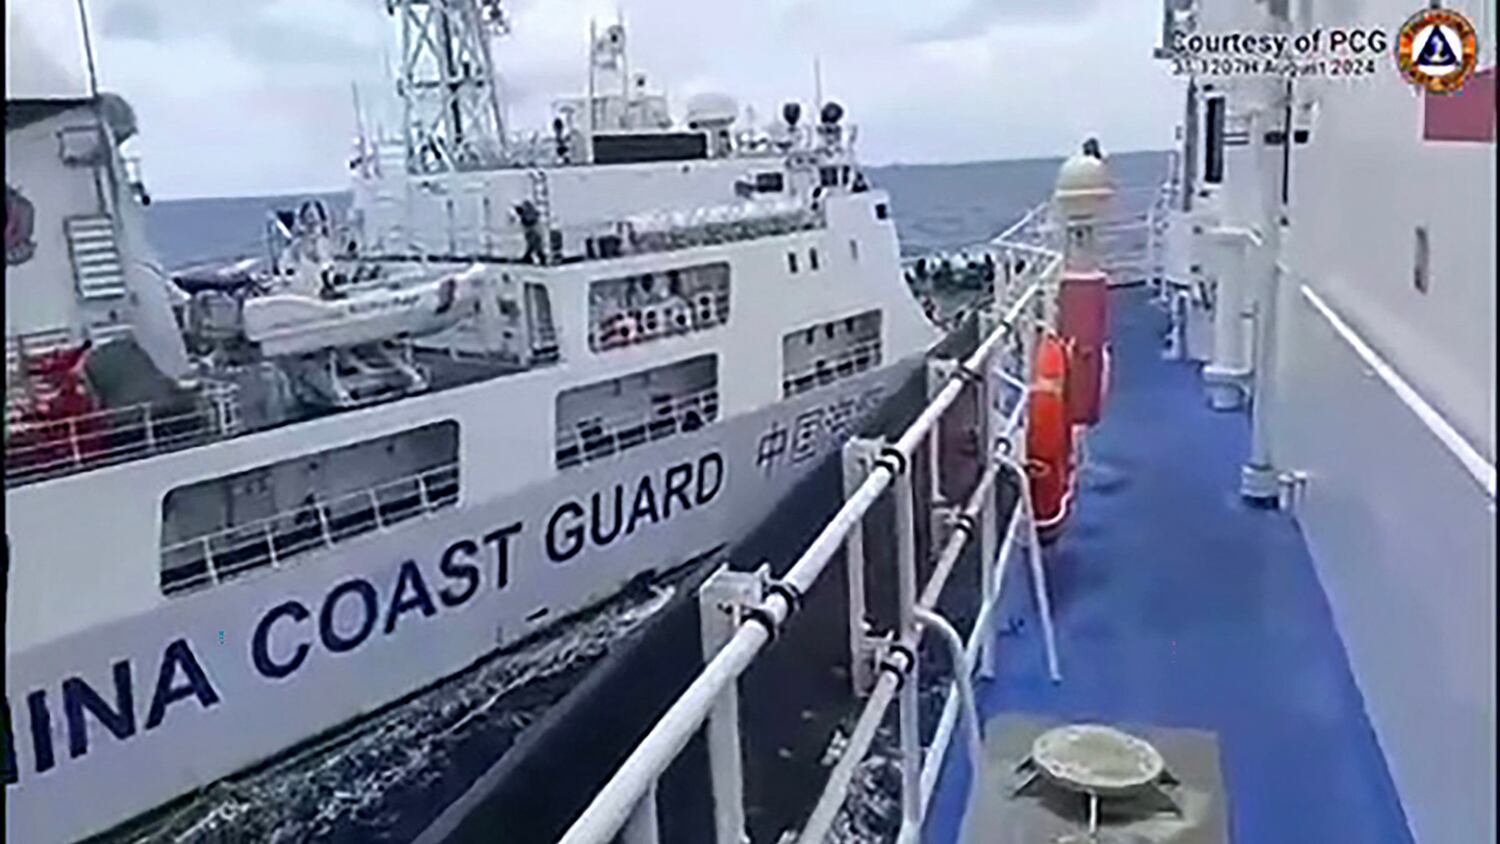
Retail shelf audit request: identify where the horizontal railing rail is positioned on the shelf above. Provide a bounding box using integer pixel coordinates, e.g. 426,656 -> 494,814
5,384 -> 241,488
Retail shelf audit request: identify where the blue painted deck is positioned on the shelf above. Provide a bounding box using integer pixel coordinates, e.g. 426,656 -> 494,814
924,288 -> 1414,844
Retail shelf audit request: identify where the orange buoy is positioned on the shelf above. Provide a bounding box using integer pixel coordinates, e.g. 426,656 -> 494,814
1027,334 -> 1073,535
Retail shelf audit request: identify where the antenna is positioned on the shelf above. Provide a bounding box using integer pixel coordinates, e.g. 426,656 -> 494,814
76,0 -> 100,98
813,57 -> 823,113
619,9 -> 630,113
587,17 -> 597,157
352,81 -> 369,148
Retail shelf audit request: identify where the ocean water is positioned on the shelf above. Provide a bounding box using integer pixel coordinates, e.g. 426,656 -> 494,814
129,150 -> 1170,844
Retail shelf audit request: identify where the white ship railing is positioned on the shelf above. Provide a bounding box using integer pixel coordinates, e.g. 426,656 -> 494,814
556,227 -> 1067,844
494,125 -> 862,168
555,385 -> 722,470
781,338 -> 884,399
4,383 -> 242,488
160,460 -> 461,594
904,182 -> 1170,299
366,197 -> 829,267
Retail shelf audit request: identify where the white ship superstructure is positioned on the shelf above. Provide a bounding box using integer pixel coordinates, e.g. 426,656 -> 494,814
2,5 -> 947,841
1155,0 -> 1495,839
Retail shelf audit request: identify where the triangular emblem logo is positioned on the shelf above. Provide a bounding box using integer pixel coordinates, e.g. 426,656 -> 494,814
1417,27 -> 1459,66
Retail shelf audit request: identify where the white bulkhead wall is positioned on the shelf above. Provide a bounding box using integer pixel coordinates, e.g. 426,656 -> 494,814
1266,2 -> 1495,843
1283,0 -> 1495,460
3,108 -> 101,342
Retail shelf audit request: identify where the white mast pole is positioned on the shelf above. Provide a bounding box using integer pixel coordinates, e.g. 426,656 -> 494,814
352,81 -> 369,150
814,56 -> 823,114
587,18 -> 597,162
76,0 -> 100,98
619,10 -> 629,128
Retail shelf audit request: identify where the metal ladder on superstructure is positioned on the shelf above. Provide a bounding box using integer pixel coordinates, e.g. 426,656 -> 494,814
63,215 -> 133,343
528,168 -> 555,264
64,215 -> 128,300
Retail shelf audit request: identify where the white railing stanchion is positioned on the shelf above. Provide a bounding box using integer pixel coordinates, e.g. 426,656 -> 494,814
1005,455 -> 1063,683
698,567 -> 757,844
369,489 -> 385,529
202,537 -> 219,585
559,619 -> 776,844
264,523 -> 279,568
916,508 -> 1022,816
68,418 -> 83,467
925,360 -> 949,509
316,504 -> 334,547
143,404 -> 157,452
620,778 -> 662,844
974,311 -> 1002,681
913,607 -> 983,769
891,461 -> 923,835
842,439 -> 881,696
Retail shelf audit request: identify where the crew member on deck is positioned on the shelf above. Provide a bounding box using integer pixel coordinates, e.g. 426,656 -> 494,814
517,201 -> 545,264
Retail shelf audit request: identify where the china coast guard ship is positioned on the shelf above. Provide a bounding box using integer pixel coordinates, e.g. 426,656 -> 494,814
2,4 -> 941,840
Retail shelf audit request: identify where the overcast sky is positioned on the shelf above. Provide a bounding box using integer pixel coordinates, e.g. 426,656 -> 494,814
9,0 -> 1182,199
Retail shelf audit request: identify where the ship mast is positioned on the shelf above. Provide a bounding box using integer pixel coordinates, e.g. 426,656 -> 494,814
76,0 -> 101,98
390,0 -> 510,174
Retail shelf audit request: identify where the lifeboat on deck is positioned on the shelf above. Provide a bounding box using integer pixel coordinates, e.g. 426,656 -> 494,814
242,267 -> 482,357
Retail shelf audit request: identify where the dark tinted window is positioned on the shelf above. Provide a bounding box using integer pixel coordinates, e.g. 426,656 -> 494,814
754,172 -> 785,192
1204,96 -> 1225,185
593,132 -> 707,165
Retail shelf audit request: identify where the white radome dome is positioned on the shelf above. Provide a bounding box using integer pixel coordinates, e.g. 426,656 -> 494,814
1053,153 -> 1114,220
685,92 -> 738,130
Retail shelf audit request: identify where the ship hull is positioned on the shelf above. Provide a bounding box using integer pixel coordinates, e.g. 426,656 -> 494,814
3,352 -> 923,843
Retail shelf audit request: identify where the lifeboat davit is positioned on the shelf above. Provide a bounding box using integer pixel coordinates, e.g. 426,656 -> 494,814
1026,333 -> 1074,543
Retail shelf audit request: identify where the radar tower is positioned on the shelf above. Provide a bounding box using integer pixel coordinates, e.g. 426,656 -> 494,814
389,0 -> 510,174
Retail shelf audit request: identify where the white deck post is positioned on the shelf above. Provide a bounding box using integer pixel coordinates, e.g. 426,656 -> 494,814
842,438 -> 882,696
924,359 -> 951,509
1013,461 -> 1063,683
620,778 -> 661,844
974,313 -> 1004,680
698,566 -> 760,844
891,466 -> 922,825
